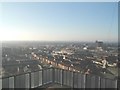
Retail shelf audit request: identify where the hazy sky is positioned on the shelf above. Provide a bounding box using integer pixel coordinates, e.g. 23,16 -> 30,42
1,2 -> 118,42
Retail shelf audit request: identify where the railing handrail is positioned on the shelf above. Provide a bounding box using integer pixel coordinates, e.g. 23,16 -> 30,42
1,67 -> 52,79
54,67 -> 118,81
1,67 -> 118,81
2,67 -> 118,88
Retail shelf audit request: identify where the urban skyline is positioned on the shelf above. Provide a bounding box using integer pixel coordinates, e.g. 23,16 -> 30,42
1,2 -> 119,89
1,2 -> 118,42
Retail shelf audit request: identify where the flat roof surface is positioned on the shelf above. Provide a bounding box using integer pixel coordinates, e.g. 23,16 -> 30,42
38,83 -> 71,89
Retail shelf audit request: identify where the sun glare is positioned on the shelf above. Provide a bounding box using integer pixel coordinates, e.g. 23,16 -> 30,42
0,30 -> 19,41
0,27 -> 30,41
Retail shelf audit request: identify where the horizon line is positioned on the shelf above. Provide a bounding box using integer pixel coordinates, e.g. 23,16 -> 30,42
1,40 -> 118,43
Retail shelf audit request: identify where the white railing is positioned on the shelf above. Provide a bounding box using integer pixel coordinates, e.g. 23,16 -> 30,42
1,67 -> 118,89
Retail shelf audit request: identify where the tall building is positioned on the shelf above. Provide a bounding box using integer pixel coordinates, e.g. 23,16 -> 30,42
96,40 -> 103,48
95,40 -> 103,51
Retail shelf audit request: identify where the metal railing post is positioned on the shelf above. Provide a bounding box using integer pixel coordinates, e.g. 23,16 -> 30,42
84,74 -> 86,89
117,76 -> 120,89
42,69 -> 44,85
62,69 -> 63,86
52,67 -> 55,84
29,72 -> 31,88
98,76 -> 101,89
14,76 -> 16,88
72,71 -> 74,89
